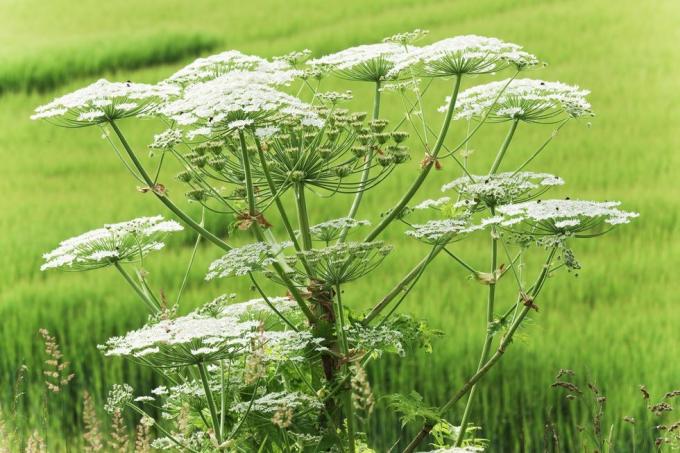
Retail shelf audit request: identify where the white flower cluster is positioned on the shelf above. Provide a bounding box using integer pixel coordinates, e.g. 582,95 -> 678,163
149,128 -> 183,150
308,217 -> 371,242
406,219 -> 483,244
205,242 -> 278,280
308,43 -> 416,81
298,241 -> 393,284
101,313 -> 259,358
497,199 -> 639,233
387,35 -> 538,78
441,172 -> 564,207
104,383 -> 134,414
218,296 -> 297,319
231,391 -> 322,415
413,197 -> 452,211
31,79 -> 179,126
41,216 -> 183,271
420,447 -> 484,453
164,50 -> 299,85
448,78 -> 592,122
160,72 -> 323,138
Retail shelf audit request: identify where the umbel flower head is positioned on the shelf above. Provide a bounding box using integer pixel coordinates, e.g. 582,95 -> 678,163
104,384 -> 134,414
308,42 -> 417,82
387,35 -> 539,78
163,50 -> 299,85
448,78 -> 592,123
441,172 -> 564,209
31,79 -> 179,127
412,197 -> 452,211
205,242 -> 281,280
159,72 -> 322,139
308,217 -> 371,242
249,110 -> 411,196
41,216 -> 183,271
294,242 -> 393,285
230,390 -> 322,415
100,301 -> 322,367
497,199 -> 639,236
405,218 -> 487,245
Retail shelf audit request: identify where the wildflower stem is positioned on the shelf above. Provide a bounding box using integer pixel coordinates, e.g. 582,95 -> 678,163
338,80 -> 382,243
402,247 -> 558,453
442,248 -> 478,275
238,129 -> 257,216
197,362 -> 222,443
249,274 -> 298,331
365,76 -> 461,242
238,131 -> 317,323
335,285 -> 356,453
378,244 -> 440,326
220,360 -> 226,438
113,261 -> 158,313
294,184 -> 313,251
253,136 -> 303,252
455,219 -> 498,446
126,403 -> 199,453
108,120 -> 232,252
361,245 -> 444,324
489,118 -> 519,174
512,118 -> 570,174
175,208 -> 204,307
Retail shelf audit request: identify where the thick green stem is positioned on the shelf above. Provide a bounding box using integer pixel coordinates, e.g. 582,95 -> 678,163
338,80 -> 382,243
238,129 -> 257,216
455,219 -> 498,446
197,362 -> 221,443
335,285 -> 356,453
294,183 -> 313,251
402,248 -> 557,453
109,120 -> 232,252
220,360 -> 226,439
489,119 -> 519,174
114,261 -> 158,313
365,76 -> 461,242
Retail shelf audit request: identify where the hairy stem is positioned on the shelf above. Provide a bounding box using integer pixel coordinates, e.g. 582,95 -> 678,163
365,76 -> 461,242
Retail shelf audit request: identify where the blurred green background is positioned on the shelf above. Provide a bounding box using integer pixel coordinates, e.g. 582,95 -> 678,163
1,0 -> 679,450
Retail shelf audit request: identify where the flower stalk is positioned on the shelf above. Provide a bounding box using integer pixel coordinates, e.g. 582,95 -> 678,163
365,75 -> 461,242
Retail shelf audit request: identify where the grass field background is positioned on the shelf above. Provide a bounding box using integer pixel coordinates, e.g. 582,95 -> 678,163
1,0 -> 679,450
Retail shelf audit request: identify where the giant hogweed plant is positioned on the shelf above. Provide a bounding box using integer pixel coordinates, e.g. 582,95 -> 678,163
33,30 -> 637,452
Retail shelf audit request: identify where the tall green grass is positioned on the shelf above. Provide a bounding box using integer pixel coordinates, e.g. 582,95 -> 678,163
0,33 -> 219,94
1,0 -> 679,450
